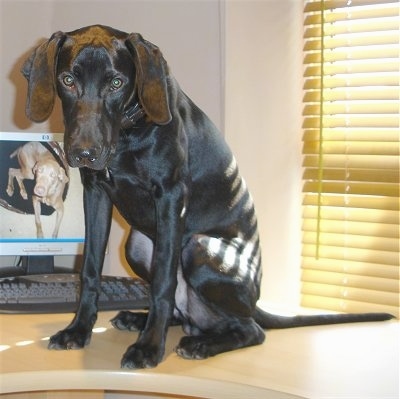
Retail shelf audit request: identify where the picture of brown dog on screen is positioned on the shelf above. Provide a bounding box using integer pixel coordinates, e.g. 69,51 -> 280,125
2,141 -> 69,238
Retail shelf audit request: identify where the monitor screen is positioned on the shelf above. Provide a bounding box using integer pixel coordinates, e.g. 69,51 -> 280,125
0,132 -> 85,260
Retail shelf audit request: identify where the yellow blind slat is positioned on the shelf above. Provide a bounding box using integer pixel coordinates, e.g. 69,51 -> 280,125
304,75 -> 399,89
303,168 -> 399,183
304,87 -> 400,101
302,219 -> 398,240
303,141 -> 400,155
302,257 -> 399,279
301,283 -> 398,307
301,0 -> 399,317
302,193 -> 399,211
304,18 -> 400,36
302,244 -> 398,267
303,154 -> 399,170
302,232 -> 399,252
302,269 -> 399,293
303,206 -> 400,224
303,128 -> 399,142
305,46 -> 399,62
305,4 -> 399,24
303,181 -> 398,197
303,115 -> 399,128
304,102 -> 400,115
304,0 -> 399,13
305,33 -> 400,50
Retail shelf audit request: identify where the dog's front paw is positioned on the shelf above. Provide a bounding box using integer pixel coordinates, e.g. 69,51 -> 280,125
48,328 -> 92,350
121,343 -> 161,369
6,185 -> 14,197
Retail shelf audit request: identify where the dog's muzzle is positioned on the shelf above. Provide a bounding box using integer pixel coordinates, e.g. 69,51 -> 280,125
34,184 -> 48,197
67,145 -> 115,170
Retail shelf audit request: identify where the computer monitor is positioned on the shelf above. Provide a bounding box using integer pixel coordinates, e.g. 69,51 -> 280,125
0,132 -> 85,276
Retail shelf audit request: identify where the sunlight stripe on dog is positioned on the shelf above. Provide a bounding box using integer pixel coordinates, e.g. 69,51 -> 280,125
225,157 -> 238,178
203,235 -> 261,283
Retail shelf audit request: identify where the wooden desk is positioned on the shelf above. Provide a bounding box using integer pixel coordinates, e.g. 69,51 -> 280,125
0,311 -> 398,399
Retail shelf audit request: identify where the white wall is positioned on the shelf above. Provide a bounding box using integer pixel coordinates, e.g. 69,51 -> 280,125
0,0 -> 223,131
224,0 -> 304,309
0,0 -> 304,310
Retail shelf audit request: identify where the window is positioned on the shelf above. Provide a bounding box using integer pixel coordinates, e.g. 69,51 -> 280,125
302,0 -> 399,317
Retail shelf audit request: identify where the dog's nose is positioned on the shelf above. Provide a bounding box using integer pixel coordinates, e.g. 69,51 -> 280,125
68,146 -> 108,170
34,185 -> 46,197
74,148 -> 98,164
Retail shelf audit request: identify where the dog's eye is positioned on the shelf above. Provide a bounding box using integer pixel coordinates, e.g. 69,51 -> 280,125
63,75 -> 75,87
111,78 -> 123,90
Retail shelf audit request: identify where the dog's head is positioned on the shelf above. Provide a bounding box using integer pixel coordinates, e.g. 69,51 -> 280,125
33,159 -> 69,198
22,25 -> 172,170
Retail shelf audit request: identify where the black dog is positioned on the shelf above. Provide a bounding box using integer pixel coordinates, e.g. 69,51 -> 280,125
21,25 -> 393,369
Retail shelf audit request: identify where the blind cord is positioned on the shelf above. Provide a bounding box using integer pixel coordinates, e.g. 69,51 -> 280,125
316,0 -> 325,259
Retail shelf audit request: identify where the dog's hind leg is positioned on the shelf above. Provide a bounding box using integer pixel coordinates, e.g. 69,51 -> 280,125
110,230 -> 153,332
112,230 -> 183,333
176,319 -> 265,360
125,229 -> 154,281
111,311 -> 148,331
9,146 -> 35,199
174,235 -> 264,359
111,311 -> 181,332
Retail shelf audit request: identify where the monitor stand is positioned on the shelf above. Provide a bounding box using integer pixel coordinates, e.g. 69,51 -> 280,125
0,255 -> 72,278
22,255 -> 55,274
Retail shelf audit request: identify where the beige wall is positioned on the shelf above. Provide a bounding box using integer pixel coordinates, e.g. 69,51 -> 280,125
0,0 -> 304,309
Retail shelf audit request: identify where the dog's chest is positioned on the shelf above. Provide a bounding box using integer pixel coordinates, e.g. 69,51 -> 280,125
102,169 -> 157,235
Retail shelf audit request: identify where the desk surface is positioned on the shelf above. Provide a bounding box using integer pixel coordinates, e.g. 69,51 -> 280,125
0,311 -> 398,399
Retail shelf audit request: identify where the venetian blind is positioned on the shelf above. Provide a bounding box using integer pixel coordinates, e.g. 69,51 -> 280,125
302,0 -> 400,317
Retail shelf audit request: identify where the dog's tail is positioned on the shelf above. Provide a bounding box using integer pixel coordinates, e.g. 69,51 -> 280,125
254,306 -> 395,329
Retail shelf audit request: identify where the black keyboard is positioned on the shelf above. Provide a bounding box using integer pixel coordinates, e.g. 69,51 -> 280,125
0,273 -> 150,314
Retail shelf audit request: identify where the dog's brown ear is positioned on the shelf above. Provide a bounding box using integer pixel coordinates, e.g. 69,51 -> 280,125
126,33 -> 172,125
21,32 -> 65,123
